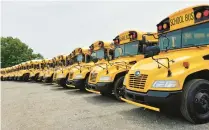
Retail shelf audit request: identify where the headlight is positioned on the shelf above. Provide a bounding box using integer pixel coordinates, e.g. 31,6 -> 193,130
74,74 -> 83,79
99,76 -> 111,82
152,80 -> 179,88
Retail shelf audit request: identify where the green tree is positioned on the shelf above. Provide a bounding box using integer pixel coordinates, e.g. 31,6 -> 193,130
1,37 -> 44,68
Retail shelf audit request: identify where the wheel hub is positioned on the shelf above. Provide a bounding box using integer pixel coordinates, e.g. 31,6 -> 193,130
194,92 -> 209,114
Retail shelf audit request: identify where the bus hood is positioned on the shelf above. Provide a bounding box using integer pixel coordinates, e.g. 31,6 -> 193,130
130,47 -> 209,73
90,56 -> 144,80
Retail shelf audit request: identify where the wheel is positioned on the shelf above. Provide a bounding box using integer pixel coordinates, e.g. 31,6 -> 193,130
34,73 -> 39,82
113,76 -> 125,101
79,76 -> 89,91
60,75 -> 69,89
180,79 -> 209,124
25,74 -> 29,82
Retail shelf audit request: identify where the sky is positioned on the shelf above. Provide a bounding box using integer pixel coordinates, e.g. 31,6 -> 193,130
1,0 -> 208,59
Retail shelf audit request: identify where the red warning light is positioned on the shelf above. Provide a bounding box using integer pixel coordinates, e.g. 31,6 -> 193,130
158,25 -> 162,30
132,33 -> 137,39
203,10 -> 209,17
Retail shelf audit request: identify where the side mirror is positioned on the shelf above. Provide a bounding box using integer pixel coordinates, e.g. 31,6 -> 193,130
144,46 -> 160,58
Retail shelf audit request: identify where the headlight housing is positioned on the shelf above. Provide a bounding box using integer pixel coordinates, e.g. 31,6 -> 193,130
99,76 -> 111,82
74,74 -> 83,79
152,80 -> 179,88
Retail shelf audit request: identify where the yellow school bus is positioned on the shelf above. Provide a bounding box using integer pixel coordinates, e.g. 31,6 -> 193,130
22,61 -> 33,82
43,58 -> 55,83
3,67 -> 8,80
36,59 -> 49,82
0,68 -> 6,81
54,54 -> 74,88
6,67 -> 12,80
27,60 -> 43,81
87,31 -> 158,100
16,62 -> 25,81
16,62 -> 28,81
13,64 -> 21,81
122,5 -> 209,124
67,41 -> 114,90
7,66 -> 13,80
10,65 -> 18,80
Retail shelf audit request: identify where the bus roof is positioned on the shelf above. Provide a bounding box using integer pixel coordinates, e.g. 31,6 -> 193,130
113,30 -> 145,44
157,5 -> 209,33
113,30 -> 158,44
89,41 -> 113,51
169,4 -> 208,18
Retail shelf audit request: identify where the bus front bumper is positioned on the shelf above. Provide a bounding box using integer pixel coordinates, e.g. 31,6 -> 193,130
44,76 -> 53,83
124,88 -> 182,106
66,80 -> 76,88
87,82 -> 113,93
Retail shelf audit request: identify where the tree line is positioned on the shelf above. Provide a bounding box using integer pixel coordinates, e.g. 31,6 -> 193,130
1,37 -> 44,68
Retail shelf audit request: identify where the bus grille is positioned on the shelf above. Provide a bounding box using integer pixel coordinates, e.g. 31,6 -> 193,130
90,73 -> 97,82
129,74 -> 148,89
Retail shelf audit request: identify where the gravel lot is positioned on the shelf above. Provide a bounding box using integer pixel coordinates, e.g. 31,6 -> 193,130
1,81 -> 209,130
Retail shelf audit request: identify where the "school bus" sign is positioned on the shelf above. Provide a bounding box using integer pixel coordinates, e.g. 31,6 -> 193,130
170,9 -> 195,30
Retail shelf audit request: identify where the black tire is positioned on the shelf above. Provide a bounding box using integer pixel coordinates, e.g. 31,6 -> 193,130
34,73 -> 39,82
113,76 -> 125,101
60,78 -> 67,88
60,75 -> 69,89
180,79 -> 209,124
79,76 -> 89,91
25,74 -> 29,82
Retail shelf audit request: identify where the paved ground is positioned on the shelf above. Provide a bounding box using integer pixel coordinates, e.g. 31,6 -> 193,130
1,81 -> 209,130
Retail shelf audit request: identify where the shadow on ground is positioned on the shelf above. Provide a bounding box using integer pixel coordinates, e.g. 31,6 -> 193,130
118,107 -> 190,126
84,94 -> 122,105
64,89 -> 92,95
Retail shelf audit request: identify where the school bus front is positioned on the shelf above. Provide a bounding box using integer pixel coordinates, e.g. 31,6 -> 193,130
43,59 -> 55,83
87,31 -> 158,100
68,41 -> 113,90
122,5 -> 209,124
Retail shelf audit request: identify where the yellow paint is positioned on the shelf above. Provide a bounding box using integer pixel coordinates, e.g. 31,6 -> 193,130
120,98 -> 160,112
86,88 -> 100,94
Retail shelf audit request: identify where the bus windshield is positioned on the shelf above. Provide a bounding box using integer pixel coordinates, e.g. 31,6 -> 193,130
76,54 -> 84,62
91,49 -> 104,59
159,22 -> 209,50
114,41 -> 139,58
61,59 -> 65,66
